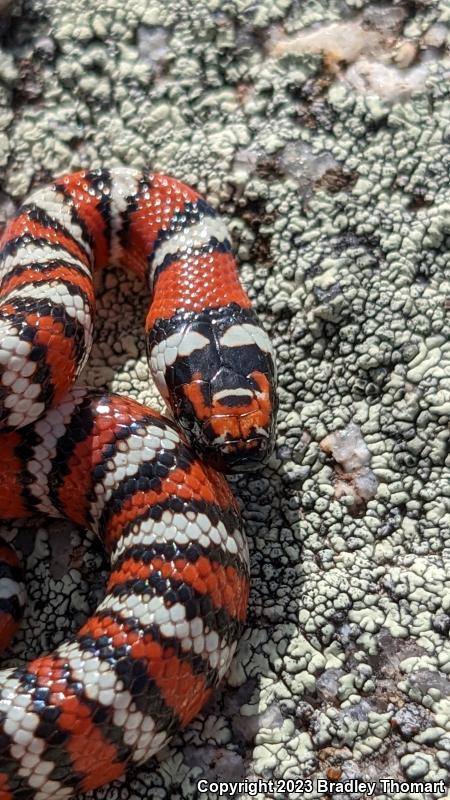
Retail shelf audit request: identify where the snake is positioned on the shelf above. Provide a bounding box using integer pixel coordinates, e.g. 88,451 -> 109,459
0,167 -> 277,798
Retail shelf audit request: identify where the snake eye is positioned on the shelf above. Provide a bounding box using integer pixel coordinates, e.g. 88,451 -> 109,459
0,166 -> 276,795
151,317 -> 277,472
147,357 -> 276,472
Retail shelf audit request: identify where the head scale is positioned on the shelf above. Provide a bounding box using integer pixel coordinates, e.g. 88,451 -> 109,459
148,307 -> 277,473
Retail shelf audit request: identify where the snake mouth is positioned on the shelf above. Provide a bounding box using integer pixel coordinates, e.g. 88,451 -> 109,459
199,434 -> 273,474
174,367 -> 276,470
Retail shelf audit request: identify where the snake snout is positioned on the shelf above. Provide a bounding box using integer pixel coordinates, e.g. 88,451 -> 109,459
176,366 -> 276,472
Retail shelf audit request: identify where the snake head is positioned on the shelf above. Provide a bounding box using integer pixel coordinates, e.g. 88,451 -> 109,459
147,306 -> 277,473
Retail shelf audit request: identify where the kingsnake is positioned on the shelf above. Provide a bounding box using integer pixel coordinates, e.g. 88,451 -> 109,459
0,167 -> 277,798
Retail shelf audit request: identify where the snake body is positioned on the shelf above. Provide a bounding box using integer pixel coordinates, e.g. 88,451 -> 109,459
0,168 -> 277,798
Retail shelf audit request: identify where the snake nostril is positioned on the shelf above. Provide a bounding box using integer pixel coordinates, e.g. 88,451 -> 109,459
0,166 -> 278,797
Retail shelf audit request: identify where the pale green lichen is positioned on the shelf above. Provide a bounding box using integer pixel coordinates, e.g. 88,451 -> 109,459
0,0 -> 450,797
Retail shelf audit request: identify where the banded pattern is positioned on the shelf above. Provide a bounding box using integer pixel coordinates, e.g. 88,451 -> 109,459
0,389 -> 248,798
0,168 -> 277,471
0,168 -> 277,798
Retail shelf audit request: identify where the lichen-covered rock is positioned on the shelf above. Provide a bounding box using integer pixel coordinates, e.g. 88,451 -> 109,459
0,0 -> 450,797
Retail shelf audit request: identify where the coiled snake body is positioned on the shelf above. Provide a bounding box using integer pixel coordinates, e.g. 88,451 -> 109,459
0,168 -> 277,798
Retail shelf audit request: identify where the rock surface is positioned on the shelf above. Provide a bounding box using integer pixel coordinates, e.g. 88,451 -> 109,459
0,0 -> 450,797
